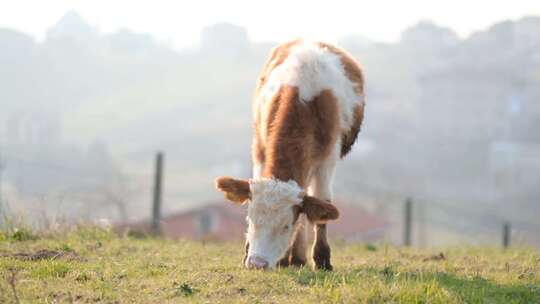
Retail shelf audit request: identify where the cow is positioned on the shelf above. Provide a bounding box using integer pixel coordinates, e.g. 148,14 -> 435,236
215,40 -> 365,270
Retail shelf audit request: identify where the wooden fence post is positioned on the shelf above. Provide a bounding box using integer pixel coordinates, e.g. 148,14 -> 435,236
151,152 -> 164,235
0,152 -> 3,209
404,198 -> 413,246
503,222 -> 511,248
0,153 -> 3,222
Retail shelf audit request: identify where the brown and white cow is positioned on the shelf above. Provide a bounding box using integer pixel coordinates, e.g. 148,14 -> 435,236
215,40 -> 365,270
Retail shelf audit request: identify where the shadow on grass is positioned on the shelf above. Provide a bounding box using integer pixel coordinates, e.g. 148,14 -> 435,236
424,271 -> 540,303
283,266 -> 540,303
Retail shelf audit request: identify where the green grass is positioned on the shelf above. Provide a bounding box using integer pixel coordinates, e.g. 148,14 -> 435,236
0,227 -> 539,303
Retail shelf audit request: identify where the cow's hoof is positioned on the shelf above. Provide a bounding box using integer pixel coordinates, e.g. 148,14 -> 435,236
314,261 -> 333,271
290,257 -> 307,267
278,257 -> 290,268
313,253 -> 333,271
313,244 -> 333,271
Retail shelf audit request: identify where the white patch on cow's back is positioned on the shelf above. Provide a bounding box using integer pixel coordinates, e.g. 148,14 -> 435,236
257,41 -> 364,131
245,178 -> 304,268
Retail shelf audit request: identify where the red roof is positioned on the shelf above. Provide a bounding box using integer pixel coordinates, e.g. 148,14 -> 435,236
330,202 -> 389,242
116,201 -> 388,242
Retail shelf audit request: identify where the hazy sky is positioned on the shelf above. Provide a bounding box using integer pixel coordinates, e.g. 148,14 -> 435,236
1,0 -> 539,48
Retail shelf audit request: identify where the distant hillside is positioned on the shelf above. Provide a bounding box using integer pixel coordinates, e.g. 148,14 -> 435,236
0,13 -> 539,233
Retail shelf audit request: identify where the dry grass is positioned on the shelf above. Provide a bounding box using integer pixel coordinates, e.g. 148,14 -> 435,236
0,227 -> 539,303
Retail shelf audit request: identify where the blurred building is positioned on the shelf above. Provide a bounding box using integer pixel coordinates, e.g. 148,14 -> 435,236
115,201 -> 389,242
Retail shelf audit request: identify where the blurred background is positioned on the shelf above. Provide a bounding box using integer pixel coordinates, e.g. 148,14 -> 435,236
0,1 -> 539,247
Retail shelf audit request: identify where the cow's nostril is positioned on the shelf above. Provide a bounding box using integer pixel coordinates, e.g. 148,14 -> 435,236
247,256 -> 268,269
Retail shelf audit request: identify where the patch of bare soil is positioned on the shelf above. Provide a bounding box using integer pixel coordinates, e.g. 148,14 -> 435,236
2,249 -> 84,261
423,252 -> 446,262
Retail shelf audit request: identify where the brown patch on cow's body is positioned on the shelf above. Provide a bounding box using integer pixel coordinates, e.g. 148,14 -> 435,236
341,103 -> 365,158
262,86 -> 309,185
310,90 -> 341,159
258,87 -> 341,188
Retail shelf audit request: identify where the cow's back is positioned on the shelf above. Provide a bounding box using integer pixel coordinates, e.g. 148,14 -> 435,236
252,40 -> 365,184
254,40 -> 364,157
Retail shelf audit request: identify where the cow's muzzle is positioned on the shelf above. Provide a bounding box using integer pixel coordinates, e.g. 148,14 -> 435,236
247,256 -> 268,269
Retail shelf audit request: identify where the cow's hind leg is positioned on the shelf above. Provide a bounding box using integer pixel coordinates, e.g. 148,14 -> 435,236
308,157 -> 337,271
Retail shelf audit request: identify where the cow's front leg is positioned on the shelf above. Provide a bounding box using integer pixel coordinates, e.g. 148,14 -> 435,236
308,157 -> 337,271
290,221 -> 307,266
313,224 -> 333,270
278,221 -> 307,267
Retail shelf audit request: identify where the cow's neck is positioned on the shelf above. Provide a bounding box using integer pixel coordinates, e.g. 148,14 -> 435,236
260,86 -> 311,189
261,162 -> 308,189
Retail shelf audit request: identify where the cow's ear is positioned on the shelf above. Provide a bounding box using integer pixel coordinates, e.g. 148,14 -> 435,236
301,196 -> 339,223
215,176 -> 251,204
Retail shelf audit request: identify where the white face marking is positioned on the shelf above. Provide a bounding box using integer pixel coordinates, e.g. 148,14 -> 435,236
256,41 -> 364,132
245,178 -> 303,268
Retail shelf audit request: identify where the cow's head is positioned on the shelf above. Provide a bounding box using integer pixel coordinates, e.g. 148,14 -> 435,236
215,176 -> 339,269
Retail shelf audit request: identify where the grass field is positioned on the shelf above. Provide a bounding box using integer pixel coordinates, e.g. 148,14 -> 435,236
1,227 -> 539,303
